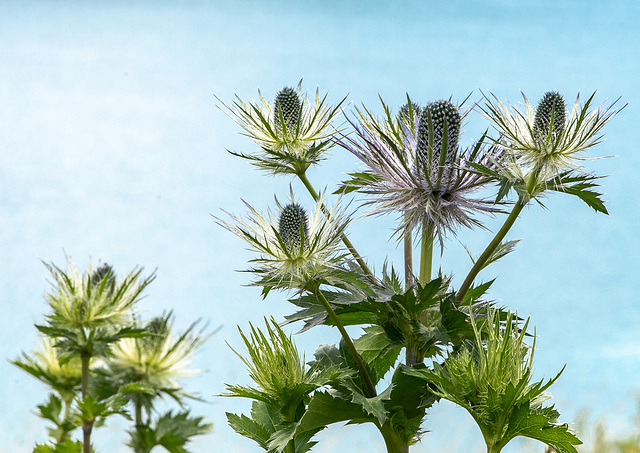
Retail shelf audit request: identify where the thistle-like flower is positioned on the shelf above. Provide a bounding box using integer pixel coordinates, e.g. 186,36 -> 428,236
337,97 -> 500,245
107,312 -> 209,392
42,258 -> 155,332
216,81 -> 347,175
479,90 -> 622,180
217,192 -> 350,293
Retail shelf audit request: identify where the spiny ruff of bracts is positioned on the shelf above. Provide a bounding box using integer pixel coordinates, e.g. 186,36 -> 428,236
217,193 -> 350,292
337,99 -> 500,248
216,82 -> 346,175
274,87 -> 302,134
278,203 -> 309,252
478,91 -> 621,180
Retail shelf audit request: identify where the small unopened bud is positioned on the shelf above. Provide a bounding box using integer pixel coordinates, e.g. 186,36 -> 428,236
90,263 -> 116,295
397,101 -> 421,126
273,87 -> 301,133
416,100 -> 461,177
278,203 -> 309,251
534,91 -> 566,141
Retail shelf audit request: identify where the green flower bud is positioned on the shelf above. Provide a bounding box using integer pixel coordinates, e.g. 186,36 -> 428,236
416,100 -> 461,176
397,101 -> 421,126
273,87 -> 301,133
278,203 -> 309,251
534,91 -> 566,140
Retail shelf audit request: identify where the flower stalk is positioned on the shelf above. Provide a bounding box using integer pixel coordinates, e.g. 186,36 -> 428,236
297,170 -> 375,282
312,285 -> 377,397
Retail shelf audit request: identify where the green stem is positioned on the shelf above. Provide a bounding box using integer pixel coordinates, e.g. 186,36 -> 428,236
418,223 -> 434,286
456,199 -> 525,303
297,171 -> 376,282
379,422 -> 410,453
313,286 -> 377,397
403,218 -> 413,290
80,349 -> 92,453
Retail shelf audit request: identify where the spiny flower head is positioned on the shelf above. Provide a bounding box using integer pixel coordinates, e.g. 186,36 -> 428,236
416,100 -> 461,169
42,258 -> 155,332
278,203 -> 309,251
216,80 -> 347,175
273,86 -> 302,134
217,192 -> 350,293
533,91 -> 566,142
108,312 -> 209,391
337,97 -> 500,246
479,90 -> 622,180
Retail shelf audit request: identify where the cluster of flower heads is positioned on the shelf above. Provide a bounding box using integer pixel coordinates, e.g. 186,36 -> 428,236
218,191 -> 351,293
216,81 -> 346,175
337,97 -> 501,246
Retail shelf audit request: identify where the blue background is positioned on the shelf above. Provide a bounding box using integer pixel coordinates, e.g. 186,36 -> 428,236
1,1 -> 638,451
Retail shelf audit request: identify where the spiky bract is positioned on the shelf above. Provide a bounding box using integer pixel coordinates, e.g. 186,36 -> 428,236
216,81 -> 347,175
108,312 -> 209,392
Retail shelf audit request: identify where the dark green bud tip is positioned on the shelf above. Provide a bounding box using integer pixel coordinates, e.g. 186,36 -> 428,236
90,263 -> 116,294
278,203 -> 309,251
534,91 -> 566,140
416,100 -> 461,174
274,87 -> 301,132
144,316 -> 168,351
397,101 -> 421,125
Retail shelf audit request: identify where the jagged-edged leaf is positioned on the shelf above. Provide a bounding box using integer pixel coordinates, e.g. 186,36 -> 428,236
295,390 -> 376,436
353,326 -> 402,381
548,172 -> 608,214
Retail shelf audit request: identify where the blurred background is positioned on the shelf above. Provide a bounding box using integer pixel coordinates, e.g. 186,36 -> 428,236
1,1 -> 639,451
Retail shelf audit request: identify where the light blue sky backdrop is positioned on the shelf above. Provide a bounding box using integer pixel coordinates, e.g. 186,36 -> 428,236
1,1 -> 639,451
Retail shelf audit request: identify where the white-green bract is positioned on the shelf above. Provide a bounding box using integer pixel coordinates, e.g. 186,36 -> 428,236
215,81 -> 346,175
218,193 -> 351,293
337,101 -> 501,246
108,313 -> 208,391
479,91 -> 622,182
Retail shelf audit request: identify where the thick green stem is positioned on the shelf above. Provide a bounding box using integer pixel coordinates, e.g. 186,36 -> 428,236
80,349 -> 92,453
456,199 -> 525,303
379,422 -> 410,453
297,171 -> 376,282
313,286 -> 377,397
418,223 -> 434,286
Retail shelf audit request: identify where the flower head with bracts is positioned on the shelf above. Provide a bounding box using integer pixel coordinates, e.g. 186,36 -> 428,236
477,91 -> 623,205
337,97 -> 501,246
217,190 -> 352,295
216,81 -> 347,176
106,312 -> 210,393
